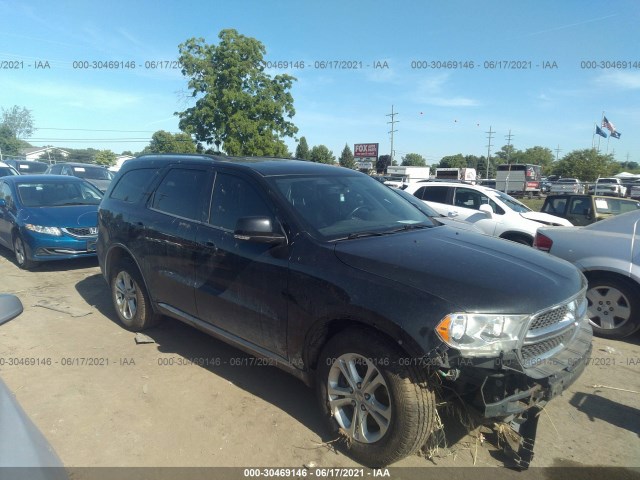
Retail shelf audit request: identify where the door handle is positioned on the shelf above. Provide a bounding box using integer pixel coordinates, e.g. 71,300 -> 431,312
448,211 -> 459,217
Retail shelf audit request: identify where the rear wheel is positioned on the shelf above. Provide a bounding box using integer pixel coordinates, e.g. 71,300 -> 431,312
586,276 -> 640,338
13,234 -> 36,270
110,259 -> 159,331
316,328 -> 435,467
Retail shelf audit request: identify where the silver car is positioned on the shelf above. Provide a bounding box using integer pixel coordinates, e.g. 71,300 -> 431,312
534,210 -> 640,339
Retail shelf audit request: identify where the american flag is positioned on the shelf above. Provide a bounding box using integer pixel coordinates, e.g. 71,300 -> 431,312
602,116 -> 616,133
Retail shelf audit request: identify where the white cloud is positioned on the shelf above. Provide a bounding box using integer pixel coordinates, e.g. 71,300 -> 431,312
595,71 -> 640,90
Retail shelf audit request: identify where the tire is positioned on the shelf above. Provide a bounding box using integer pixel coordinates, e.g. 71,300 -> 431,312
110,259 -> 159,331
316,328 -> 435,467
586,276 -> 640,339
13,234 -> 36,270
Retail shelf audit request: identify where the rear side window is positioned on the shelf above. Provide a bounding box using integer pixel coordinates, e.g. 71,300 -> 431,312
422,186 -> 449,204
151,168 -> 210,221
110,168 -> 157,203
542,197 -> 568,215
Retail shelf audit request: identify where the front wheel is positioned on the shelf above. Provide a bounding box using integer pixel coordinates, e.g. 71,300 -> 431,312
13,234 -> 36,270
316,328 -> 435,467
586,276 -> 640,338
110,259 -> 160,331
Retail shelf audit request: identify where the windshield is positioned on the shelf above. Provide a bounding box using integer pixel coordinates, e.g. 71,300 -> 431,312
269,174 -> 435,240
17,181 -> 103,207
557,178 -> 578,183
597,179 -> 617,184
71,166 -> 113,180
489,190 -> 531,213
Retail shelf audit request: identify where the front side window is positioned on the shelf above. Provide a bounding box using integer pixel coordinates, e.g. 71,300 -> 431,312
151,168 -> 210,221
110,168 -> 157,203
0,182 -> 13,208
209,173 -> 272,230
454,187 -> 503,214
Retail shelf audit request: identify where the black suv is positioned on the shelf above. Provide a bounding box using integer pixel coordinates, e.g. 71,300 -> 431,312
98,154 -> 592,467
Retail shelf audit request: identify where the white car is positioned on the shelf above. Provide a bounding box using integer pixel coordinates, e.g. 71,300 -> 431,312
404,181 -> 572,245
535,210 -> 640,339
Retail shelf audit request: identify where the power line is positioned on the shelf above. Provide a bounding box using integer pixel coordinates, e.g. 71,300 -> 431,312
485,126 -> 494,179
36,127 -> 159,133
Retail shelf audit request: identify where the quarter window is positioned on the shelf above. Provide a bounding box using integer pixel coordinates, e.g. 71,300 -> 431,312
110,169 -> 157,203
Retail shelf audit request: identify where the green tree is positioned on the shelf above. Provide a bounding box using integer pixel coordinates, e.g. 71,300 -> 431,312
438,154 -> 466,169
94,149 -> 117,167
1,105 -> 35,139
520,146 -> 554,174
339,143 -> 356,169
65,148 -> 99,164
0,125 -> 27,156
143,130 -> 197,154
495,144 -> 522,163
552,149 -> 618,181
401,153 -> 426,166
295,136 -> 310,160
176,29 -> 298,156
309,145 -> 335,164
377,154 -> 391,173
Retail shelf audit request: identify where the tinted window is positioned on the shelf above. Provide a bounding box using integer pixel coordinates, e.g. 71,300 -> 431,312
412,186 -> 427,200
70,165 -> 113,180
209,173 -> 272,230
422,186 -> 449,204
0,167 -> 18,177
48,165 -> 62,174
152,168 -> 210,220
542,197 -> 567,215
110,168 -> 157,203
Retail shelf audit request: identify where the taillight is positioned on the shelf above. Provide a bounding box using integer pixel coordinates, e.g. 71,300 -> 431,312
534,232 -> 553,252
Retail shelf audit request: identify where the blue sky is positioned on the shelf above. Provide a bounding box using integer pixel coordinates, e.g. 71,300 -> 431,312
1,0 -> 639,165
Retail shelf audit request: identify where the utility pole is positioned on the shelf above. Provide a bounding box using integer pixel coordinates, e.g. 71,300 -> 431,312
554,145 -> 562,161
485,126 -> 494,179
386,105 -> 399,166
505,130 -> 514,163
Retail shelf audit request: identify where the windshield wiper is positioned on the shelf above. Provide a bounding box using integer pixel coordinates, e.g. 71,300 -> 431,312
345,231 -> 389,239
387,224 -> 431,233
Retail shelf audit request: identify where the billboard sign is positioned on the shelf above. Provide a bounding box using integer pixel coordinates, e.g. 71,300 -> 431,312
354,143 -> 379,163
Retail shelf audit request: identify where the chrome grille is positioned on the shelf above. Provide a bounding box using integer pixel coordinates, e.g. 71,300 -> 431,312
529,305 -> 568,330
63,227 -> 97,238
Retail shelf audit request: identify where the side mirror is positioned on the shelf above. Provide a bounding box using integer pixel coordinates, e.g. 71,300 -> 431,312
479,204 -> 493,216
234,216 -> 286,245
0,294 -> 24,326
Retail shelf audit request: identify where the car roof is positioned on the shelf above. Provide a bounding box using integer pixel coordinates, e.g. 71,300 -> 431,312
406,181 -> 492,191
2,174 -> 88,184
122,154 -> 357,177
53,162 -> 108,168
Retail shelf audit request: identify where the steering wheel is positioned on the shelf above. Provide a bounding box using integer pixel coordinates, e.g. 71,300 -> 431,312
348,205 -> 372,219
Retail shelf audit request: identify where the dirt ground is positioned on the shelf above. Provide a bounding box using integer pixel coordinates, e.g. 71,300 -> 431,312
0,249 -> 639,477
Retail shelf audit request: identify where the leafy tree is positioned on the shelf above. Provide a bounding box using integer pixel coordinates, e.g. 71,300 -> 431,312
339,143 -> 356,169
0,125 -> 27,156
309,145 -> 335,164
495,144 -> 521,163
377,155 -> 391,173
519,146 -> 554,174
551,149 -> 618,181
143,130 -> 197,154
295,136 -> 310,160
94,149 -> 117,167
401,153 -> 426,167
1,105 -> 35,139
619,161 -> 639,172
121,150 -> 134,156
65,148 -> 99,163
438,154 -> 466,169
176,29 -> 298,156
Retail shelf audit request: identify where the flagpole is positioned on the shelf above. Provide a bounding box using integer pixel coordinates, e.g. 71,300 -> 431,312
592,124 -> 596,149
606,136 -> 610,154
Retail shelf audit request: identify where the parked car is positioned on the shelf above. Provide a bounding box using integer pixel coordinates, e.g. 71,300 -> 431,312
541,194 -> 640,226
627,179 -> 640,199
0,162 -> 20,177
540,175 -> 559,194
549,178 -> 583,194
46,162 -> 114,193
98,154 -> 592,468
593,177 -> 627,197
0,294 -> 67,477
535,210 -> 640,339
0,175 -> 103,269
403,181 -> 572,246
3,159 -> 50,175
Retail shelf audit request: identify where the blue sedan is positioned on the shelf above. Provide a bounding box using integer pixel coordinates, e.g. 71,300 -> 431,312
0,175 -> 103,269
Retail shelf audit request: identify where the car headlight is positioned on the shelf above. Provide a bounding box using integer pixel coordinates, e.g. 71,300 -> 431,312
436,313 -> 529,357
24,224 -> 62,236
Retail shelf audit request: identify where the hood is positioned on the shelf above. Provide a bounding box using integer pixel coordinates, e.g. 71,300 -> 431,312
334,226 -> 584,313
19,206 -> 98,228
521,211 -> 573,226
